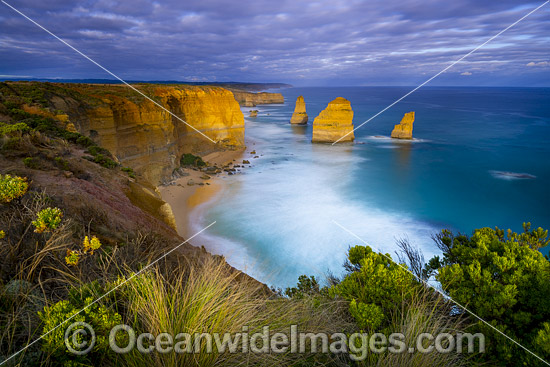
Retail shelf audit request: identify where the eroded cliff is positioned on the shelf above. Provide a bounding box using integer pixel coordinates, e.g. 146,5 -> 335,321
312,97 -> 355,143
231,91 -> 284,107
30,83 -> 245,184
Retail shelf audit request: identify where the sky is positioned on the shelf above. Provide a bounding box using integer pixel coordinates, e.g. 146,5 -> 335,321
0,0 -> 549,86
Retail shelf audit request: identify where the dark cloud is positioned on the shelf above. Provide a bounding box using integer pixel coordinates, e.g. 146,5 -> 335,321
0,0 -> 548,85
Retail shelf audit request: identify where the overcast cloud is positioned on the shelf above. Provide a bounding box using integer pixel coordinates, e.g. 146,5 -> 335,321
0,0 -> 548,86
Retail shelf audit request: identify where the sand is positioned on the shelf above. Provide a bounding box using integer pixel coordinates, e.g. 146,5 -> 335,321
158,149 -> 245,239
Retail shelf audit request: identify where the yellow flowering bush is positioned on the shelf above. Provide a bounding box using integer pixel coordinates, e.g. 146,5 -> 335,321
0,174 -> 28,203
65,236 -> 103,266
65,249 -> 80,266
83,235 -> 102,254
32,207 -> 63,233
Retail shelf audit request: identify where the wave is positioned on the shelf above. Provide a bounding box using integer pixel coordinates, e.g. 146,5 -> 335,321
489,170 -> 536,180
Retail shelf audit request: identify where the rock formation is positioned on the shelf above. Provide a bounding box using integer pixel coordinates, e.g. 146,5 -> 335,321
391,111 -> 415,139
312,97 -> 354,143
290,96 -> 308,125
231,91 -> 284,107
249,110 -> 258,117
42,84 -> 245,184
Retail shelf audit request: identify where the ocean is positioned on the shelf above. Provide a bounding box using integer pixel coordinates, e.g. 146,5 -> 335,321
191,87 -> 550,288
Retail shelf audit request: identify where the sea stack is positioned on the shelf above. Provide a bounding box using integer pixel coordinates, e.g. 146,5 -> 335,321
249,110 -> 258,117
391,111 -> 415,139
312,97 -> 354,143
290,96 -> 308,125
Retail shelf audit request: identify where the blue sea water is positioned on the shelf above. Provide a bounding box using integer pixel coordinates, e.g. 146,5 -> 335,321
191,87 -> 550,288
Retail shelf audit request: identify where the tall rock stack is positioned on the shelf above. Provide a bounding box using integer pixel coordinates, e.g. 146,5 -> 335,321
391,112 -> 415,139
290,96 -> 308,125
311,97 -> 354,143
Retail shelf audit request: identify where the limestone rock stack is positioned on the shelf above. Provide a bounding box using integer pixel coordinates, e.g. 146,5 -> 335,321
391,112 -> 415,139
290,96 -> 308,125
312,97 -> 354,143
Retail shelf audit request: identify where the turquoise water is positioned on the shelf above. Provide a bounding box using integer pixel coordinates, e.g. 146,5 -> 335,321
192,87 -> 550,288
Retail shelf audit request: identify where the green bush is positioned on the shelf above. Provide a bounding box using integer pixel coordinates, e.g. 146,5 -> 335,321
180,153 -> 206,167
121,166 -> 136,179
0,174 -> 28,203
23,157 -> 39,169
426,224 -> 550,365
92,154 -> 118,169
54,157 -> 69,170
32,207 -> 63,233
38,282 -> 124,366
0,122 -> 31,136
329,245 -> 417,331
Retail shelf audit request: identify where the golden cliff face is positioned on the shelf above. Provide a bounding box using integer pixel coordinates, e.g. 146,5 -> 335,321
52,85 -> 244,184
391,111 -> 415,139
312,97 -> 355,143
290,95 -> 308,125
231,90 -> 284,107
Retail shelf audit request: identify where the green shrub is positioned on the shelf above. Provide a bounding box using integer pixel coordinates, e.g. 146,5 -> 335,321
329,245 -> 417,331
121,166 -> 136,179
92,154 -> 118,169
23,156 -> 39,169
426,224 -> 550,365
32,207 -> 63,233
180,153 -> 206,167
0,122 -> 31,136
38,283 -> 124,366
0,174 -> 28,203
54,157 -> 69,170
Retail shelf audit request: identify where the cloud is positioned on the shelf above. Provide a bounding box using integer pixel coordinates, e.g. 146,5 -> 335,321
460,71 -> 472,75
0,0 -> 548,86
526,61 -> 549,67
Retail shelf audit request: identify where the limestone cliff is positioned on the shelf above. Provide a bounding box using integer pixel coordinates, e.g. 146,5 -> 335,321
231,90 -> 284,107
290,96 -> 308,125
45,84 -> 245,184
391,111 -> 415,139
312,97 -> 355,143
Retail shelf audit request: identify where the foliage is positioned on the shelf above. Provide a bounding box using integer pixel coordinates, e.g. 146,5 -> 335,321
23,156 -> 39,169
0,122 -> 31,136
0,230 -> 5,239
427,224 -> 550,365
32,207 -> 63,233
64,250 -> 80,266
0,174 -> 28,203
284,275 -> 320,299
121,166 -> 136,179
330,245 -> 417,331
38,283 -> 124,366
180,153 -> 206,167
82,235 -> 102,254
54,157 -> 69,170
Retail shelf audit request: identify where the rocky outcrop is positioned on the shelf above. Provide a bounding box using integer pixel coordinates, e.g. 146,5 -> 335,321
312,97 -> 354,143
46,84 -> 245,184
249,110 -> 258,117
391,112 -> 415,139
231,91 -> 284,107
290,96 -> 308,125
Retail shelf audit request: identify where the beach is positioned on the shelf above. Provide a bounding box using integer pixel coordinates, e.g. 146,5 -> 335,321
158,148 -> 245,239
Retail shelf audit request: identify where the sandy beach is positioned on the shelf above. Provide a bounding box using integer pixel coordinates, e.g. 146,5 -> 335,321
158,149 -> 245,239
